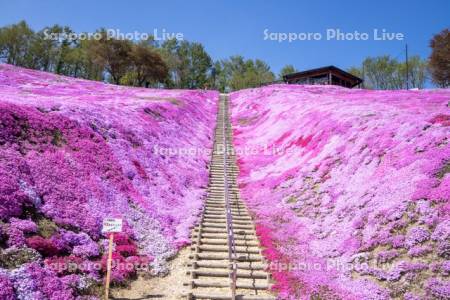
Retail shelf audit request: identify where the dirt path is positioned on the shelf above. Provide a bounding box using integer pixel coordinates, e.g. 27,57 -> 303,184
111,248 -> 190,300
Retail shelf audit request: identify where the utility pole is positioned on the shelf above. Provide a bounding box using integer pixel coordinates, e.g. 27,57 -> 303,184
362,61 -> 365,89
405,44 -> 409,89
211,66 -> 216,90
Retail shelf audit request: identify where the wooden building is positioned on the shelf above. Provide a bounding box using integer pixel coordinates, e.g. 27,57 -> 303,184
283,65 -> 363,88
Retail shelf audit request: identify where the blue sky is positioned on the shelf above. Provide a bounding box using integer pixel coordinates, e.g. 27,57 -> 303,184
1,0 -> 449,75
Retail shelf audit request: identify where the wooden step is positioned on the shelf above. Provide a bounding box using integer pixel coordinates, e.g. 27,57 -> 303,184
194,228 -> 255,235
187,294 -> 275,300
185,280 -> 269,290
189,253 -> 262,262
196,239 -> 259,247
186,95 -> 274,299
199,223 -> 254,230
202,219 -> 253,226
202,215 -> 252,221
191,233 -> 258,241
203,210 -> 250,216
188,261 -> 266,270
188,269 -> 268,279
192,245 -> 260,254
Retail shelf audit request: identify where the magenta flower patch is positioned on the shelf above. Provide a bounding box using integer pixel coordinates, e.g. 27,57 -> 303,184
230,84 -> 450,299
0,64 -> 217,297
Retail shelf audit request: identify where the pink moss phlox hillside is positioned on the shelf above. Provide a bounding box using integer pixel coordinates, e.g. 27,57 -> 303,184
10,262 -> 75,299
97,233 -> 145,283
230,84 -> 449,299
0,269 -> 15,300
0,64 -> 217,297
26,236 -> 60,257
6,218 -> 38,247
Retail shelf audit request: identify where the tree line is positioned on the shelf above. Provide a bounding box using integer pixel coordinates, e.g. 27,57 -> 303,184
0,21 -> 448,90
347,55 -> 428,89
0,21 -> 277,91
347,29 -> 449,89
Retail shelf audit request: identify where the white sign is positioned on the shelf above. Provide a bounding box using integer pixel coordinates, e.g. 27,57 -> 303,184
102,218 -> 123,233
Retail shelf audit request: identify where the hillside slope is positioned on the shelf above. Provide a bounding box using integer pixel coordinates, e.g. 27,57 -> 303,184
0,64 -> 217,299
231,85 -> 449,300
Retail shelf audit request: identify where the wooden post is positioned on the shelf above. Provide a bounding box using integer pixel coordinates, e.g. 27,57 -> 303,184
104,233 -> 114,300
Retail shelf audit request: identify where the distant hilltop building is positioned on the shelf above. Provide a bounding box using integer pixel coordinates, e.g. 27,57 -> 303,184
283,65 -> 363,88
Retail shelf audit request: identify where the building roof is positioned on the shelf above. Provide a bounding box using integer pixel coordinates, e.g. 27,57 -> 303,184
283,65 -> 363,87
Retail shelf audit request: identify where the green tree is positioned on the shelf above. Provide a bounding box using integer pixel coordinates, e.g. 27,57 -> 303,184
0,20 -> 34,66
279,64 -> 297,80
349,55 -> 427,89
400,56 -> 428,89
347,67 -> 363,79
237,59 -> 274,88
159,38 -> 181,87
89,32 -> 132,84
160,39 -> 212,89
187,42 -> 212,88
429,28 -> 450,88
75,38 -> 104,80
26,26 -> 60,71
364,56 -> 399,89
127,43 -> 168,86
212,60 -> 230,92
54,26 -> 77,75
214,56 -> 275,92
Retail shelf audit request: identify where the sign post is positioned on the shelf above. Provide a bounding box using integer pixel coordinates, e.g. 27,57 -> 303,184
102,218 -> 123,300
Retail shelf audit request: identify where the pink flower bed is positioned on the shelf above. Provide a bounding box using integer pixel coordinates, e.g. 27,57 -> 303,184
230,84 -> 449,299
0,64 -> 217,298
